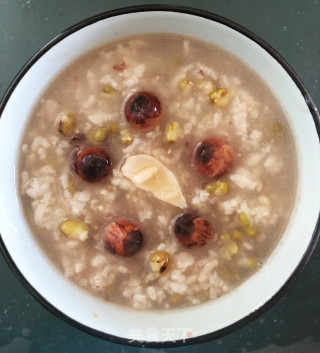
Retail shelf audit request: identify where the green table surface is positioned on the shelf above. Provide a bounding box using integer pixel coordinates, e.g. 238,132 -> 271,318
0,0 -> 319,352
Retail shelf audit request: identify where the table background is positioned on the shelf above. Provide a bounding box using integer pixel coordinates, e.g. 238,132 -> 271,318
0,0 -> 319,352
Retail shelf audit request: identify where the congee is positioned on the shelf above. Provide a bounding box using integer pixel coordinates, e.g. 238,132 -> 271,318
20,34 -> 296,309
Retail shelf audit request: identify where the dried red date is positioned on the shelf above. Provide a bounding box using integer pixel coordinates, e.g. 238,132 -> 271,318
103,220 -> 143,256
124,91 -> 162,132
192,138 -> 234,177
72,147 -> 112,182
173,213 -> 214,248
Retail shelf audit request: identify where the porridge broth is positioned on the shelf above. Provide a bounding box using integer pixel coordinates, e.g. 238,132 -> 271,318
20,34 -> 296,310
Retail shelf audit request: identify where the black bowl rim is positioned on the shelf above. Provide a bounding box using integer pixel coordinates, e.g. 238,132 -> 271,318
0,4 -> 319,349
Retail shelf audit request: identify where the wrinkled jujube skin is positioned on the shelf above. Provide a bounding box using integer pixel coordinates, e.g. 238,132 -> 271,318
124,91 -> 162,132
192,138 -> 234,178
173,213 -> 214,247
103,220 -> 144,256
71,147 -> 112,182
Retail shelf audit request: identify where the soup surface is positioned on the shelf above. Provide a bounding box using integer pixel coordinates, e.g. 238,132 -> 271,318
20,34 -> 296,310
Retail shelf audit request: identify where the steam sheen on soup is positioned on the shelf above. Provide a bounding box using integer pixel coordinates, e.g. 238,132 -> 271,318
20,34 -> 296,310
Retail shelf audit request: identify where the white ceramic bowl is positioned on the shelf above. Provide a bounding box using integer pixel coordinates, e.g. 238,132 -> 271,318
0,6 -> 319,347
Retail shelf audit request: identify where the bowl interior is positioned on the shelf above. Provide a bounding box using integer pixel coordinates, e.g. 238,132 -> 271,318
0,9 -> 319,344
